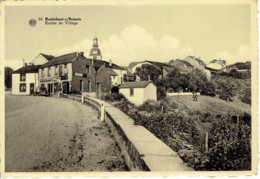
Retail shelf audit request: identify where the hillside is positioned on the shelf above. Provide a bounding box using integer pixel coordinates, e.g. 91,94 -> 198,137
168,95 -> 251,116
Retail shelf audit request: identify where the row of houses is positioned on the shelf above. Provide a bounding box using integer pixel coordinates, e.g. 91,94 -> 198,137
12,37 -> 129,96
12,37 -> 158,106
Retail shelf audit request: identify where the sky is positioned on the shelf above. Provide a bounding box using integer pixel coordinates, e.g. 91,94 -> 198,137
4,4 -> 251,70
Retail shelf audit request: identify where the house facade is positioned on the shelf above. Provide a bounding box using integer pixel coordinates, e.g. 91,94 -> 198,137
95,61 -> 128,96
12,65 -> 41,95
38,52 -> 98,94
119,81 -> 157,105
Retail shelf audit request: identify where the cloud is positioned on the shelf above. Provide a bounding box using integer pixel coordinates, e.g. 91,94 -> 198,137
212,44 -> 251,64
46,25 -> 194,66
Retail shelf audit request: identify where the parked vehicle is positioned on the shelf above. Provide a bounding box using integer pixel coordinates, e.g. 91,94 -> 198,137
35,87 -> 50,96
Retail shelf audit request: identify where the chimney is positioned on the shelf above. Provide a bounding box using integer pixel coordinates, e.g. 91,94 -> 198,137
79,52 -> 84,56
109,59 -> 112,67
24,63 -> 27,67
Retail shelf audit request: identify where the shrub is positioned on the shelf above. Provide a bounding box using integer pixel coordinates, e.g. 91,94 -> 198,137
201,82 -> 216,97
104,93 -> 126,102
240,87 -> 251,105
197,115 -> 251,170
111,86 -> 119,94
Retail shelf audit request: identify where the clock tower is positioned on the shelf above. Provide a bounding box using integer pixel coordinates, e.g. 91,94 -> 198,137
89,36 -> 102,60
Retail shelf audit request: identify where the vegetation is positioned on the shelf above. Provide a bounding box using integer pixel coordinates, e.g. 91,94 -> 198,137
114,98 -> 251,171
103,93 -> 126,102
5,67 -> 13,89
135,64 -> 162,81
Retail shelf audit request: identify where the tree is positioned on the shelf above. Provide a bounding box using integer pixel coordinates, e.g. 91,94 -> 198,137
5,67 -> 13,89
135,64 -> 162,81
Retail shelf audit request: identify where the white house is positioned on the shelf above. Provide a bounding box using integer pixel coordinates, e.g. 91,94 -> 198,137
29,53 -> 54,65
119,81 -> 157,106
12,65 -> 41,95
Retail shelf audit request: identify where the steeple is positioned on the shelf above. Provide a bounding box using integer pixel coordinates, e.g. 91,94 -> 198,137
89,34 -> 102,60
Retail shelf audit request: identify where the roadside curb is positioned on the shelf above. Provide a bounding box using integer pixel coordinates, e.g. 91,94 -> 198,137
81,96 -> 193,171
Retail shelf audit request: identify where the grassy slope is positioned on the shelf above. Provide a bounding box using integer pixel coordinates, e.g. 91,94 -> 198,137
168,95 -> 251,133
168,95 -> 251,115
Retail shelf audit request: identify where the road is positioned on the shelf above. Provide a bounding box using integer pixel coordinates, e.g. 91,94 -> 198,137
5,94 -> 128,172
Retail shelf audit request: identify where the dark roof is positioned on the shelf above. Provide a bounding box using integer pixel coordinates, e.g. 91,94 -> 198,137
175,59 -> 193,67
40,53 -> 55,61
120,81 -> 152,88
41,52 -> 78,67
13,65 -> 41,74
93,60 -> 125,70
162,66 -> 178,72
106,68 -> 118,76
145,60 -> 170,67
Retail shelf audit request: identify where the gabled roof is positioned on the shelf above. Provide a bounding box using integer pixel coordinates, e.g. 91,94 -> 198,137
129,62 -> 140,69
120,81 -> 152,88
41,52 -> 78,67
93,60 -> 125,70
175,59 -> 193,67
40,53 -> 55,61
12,65 -> 41,74
185,56 -> 205,65
144,60 -> 170,67
106,68 -> 118,76
162,66 -> 179,72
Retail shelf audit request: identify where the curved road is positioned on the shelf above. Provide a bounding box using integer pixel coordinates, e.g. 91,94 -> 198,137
5,94 -> 127,172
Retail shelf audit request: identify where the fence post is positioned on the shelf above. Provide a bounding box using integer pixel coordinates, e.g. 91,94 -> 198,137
101,101 -> 105,121
81,95 -> 85,103
205,132 -> 209,152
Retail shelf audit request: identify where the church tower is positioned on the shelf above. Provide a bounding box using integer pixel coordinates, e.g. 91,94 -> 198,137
89,36 -> 102,60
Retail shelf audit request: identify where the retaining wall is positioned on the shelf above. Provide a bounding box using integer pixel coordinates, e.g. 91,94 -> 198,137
81,96 -> 193,171
167,92 -> 200,97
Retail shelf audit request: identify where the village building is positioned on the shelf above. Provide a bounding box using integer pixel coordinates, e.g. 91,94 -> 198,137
38,52 -> 97,94
183,56 -> 205,71
169,59 -> 194,74
206,59 -> 227,74
30,53 -> 55,65
128,60 -> 173,80
95,60 -> 128,97
12,65 -> 41,95
37,36 -> 129,96
119,81 -> 157,106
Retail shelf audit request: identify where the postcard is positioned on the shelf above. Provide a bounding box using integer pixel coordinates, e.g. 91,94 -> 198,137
0,0 -> 258,177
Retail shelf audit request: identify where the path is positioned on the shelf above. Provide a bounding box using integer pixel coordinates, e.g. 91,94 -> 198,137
5,94 -> 127,172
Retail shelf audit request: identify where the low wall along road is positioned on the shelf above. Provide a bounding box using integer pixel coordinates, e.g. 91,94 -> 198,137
68,95 -> 193,171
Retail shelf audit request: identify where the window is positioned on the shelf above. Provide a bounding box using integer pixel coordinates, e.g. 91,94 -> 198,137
130,88 -> 134,96
20,83 -> 26,92
48,67 -> 51,76
20,73 -> 26,81
41,68 -> 45,77
86,65 -> 90,73
113,76 -> 115,79
64,64 -> 67,69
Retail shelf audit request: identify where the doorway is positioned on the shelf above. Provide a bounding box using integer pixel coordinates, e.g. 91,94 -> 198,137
30,83 -> 34,95
48,83 -> 53,94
